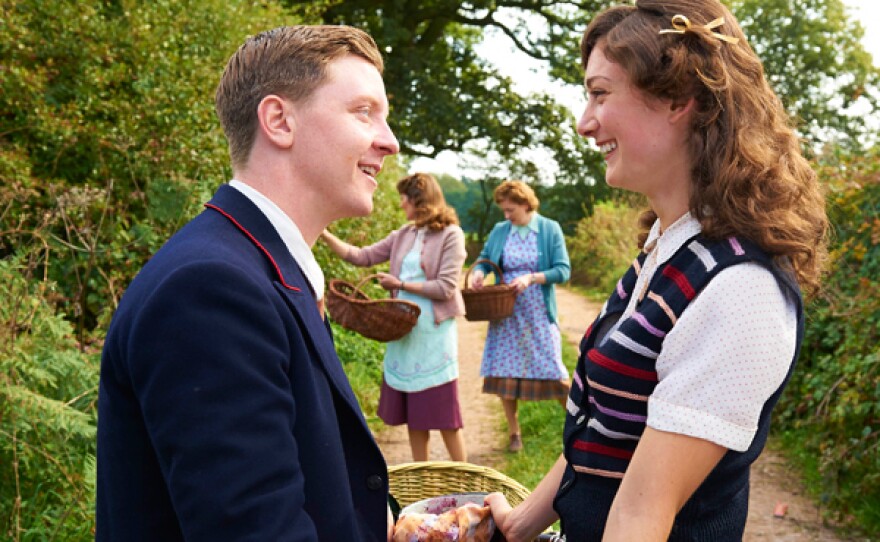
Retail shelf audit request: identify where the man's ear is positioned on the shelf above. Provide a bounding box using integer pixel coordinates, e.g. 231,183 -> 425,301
256,95 -> 295,149
668,96 -> 695,124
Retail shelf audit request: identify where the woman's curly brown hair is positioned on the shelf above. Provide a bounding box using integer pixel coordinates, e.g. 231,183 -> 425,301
581,0 -> 828,296
396,172 -> 459,231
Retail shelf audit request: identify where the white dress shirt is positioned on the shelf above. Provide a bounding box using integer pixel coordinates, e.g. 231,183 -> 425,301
229,180 -> 325,301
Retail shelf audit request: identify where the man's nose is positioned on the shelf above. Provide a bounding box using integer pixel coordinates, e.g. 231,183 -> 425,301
376,121 -> 400,155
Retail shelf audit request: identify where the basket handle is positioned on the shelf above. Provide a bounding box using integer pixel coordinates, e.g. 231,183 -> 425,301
353,273 -> 391,297
464,258 -> 505,289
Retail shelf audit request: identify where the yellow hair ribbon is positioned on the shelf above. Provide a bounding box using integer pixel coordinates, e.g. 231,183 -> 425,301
659,14 -> 740,45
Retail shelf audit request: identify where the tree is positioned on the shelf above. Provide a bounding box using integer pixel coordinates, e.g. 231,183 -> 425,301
285,0 -> 878,228
729,0 -> 879,149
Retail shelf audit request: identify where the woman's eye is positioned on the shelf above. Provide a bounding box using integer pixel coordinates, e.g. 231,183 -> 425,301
588,89 -> 607,100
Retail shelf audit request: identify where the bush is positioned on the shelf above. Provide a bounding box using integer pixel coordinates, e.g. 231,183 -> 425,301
0,254 -> 99,540
567,200 -> 641,293
0,0 -> 288,338
776,149 -> 880,534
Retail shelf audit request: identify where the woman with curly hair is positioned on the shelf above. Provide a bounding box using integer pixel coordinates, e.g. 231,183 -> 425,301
485,0 -> 828,539
321,172 -> 468,463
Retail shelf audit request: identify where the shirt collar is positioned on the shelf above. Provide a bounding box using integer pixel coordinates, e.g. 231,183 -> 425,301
525,213 -> 540,232
229,180 -> 325,300
511,213 -> 539,232
643,211 -> 702,266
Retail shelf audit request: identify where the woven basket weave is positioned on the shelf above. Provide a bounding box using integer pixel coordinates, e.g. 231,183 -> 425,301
388,461 -> 530,509
325,274 -> 420,342
461,259 -> 517,322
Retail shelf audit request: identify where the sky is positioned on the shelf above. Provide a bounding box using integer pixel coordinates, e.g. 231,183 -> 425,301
410,0 -> 880,178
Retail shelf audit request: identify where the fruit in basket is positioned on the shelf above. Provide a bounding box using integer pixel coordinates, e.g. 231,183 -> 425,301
393,501 -> 495,542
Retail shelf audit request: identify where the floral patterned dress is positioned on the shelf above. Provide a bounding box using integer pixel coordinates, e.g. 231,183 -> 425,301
480,229 -> 567,391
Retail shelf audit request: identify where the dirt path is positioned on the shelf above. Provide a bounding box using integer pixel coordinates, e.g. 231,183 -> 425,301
375,287 -> 854,540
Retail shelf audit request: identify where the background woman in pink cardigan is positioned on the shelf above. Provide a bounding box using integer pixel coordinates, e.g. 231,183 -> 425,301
321,172 -> 468,462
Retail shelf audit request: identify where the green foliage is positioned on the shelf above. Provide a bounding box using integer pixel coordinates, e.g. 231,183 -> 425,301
332,323 -> 386,431
2,0 -> 879,537
434,175 -> 502,238
0,254 -> 99,541
776,148 -> 880,534
567,200 -> 642,291
0,0 -> 289,336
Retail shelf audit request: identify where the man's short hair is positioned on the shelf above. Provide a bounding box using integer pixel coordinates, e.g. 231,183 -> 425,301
215,25 -> 383,169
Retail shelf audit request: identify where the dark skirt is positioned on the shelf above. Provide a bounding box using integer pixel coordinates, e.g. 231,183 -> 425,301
378,379 -> 463,431
482,376 -> 569,402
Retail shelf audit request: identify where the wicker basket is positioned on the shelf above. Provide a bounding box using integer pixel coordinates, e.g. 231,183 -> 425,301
325,274 -> 420,342
461,259 -> 517,322
388,461 -> 530,509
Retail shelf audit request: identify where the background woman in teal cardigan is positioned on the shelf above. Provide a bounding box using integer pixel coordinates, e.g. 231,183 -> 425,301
471,180 -> 571,452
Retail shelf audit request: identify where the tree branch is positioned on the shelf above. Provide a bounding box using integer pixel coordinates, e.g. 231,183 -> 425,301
450,13 -> 551,61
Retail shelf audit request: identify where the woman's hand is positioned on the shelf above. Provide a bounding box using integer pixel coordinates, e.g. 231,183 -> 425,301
510,273 -> 534,293
484,455 -> 566,541
471,270 -> 485,289
484,493 -> 516,540
485,492 -> 548,542
387,504 -> 394,542
376,272 -> 402,291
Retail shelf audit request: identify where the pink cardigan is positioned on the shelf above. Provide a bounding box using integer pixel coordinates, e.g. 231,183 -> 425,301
341,224 -> 466,324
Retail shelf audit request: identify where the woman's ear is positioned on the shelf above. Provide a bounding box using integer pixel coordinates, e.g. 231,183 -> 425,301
668,96 -> 696,124
256,95 -> 295,149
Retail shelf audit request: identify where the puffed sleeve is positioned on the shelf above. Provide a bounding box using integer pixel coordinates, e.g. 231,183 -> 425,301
647,263 -> 797,451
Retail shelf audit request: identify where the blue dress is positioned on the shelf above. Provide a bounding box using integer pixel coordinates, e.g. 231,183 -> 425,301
480,229 -> 567,380
383,230 -> 458,392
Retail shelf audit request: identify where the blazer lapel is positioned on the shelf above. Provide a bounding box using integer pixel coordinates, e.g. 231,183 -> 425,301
204,185 -> 367,423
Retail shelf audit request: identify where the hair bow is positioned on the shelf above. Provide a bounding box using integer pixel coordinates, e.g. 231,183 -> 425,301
659,14 -> 740,45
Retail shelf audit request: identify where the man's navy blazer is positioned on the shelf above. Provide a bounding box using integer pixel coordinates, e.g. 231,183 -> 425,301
96,185 -> 388,540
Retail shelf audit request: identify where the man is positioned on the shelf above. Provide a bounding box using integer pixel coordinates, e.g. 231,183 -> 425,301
96,26 -> 399,540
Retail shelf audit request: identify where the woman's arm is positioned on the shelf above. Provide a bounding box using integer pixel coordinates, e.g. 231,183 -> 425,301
320,230 -> 352,259
539,220 -> 571,285
320,228 -> 396,267
418,226 -> 466,300
485,454 -> 566,542
603,427 -> 726,541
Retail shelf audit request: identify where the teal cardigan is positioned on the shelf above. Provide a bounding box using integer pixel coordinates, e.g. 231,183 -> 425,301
475,214 -> 570,323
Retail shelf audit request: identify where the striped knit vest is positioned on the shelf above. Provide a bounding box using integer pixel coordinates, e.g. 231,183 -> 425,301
553,234 -> 803,541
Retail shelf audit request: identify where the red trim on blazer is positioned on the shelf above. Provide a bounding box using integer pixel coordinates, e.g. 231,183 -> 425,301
204,203 -> 301,292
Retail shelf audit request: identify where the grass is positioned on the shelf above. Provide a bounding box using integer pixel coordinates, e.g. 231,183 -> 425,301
565,282 -> 611,304
499,337 -> 580,490
776,428 -> 879,539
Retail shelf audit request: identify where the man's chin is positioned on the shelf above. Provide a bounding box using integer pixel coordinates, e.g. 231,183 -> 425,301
350,200 -> 374,218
